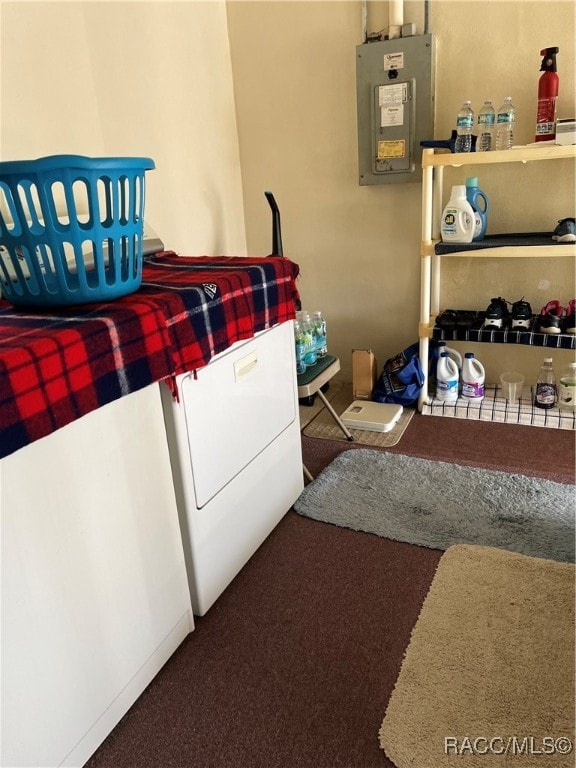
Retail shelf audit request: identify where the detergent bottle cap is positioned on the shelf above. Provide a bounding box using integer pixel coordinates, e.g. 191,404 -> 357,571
465,177 -> 478,188
450,184 -> 467,198
540,46 -> 559,72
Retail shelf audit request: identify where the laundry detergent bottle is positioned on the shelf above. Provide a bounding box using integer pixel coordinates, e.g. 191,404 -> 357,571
440,186 -> 475,244
431,341 -> 462,388
465,177 -> 489,241
461,352 -> 485,400
435,352 -> 459,402
436,341 -> 463,370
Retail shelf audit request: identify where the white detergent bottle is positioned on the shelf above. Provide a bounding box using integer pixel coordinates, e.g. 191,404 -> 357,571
440,185 -> 475,244
436,341 -> 463,370
433,342 -> 462,389
461,352 -> 485,400
436,352 -> 459,402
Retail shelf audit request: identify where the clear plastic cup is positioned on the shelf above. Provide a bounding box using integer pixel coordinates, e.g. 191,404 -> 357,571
500,371 -> 525,403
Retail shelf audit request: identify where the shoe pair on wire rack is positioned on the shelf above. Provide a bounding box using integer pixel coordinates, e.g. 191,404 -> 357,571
536,299 -> 576,335
482,297 -> 532,331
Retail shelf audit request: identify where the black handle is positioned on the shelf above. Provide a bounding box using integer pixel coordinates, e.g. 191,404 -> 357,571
265,191 -> 283,257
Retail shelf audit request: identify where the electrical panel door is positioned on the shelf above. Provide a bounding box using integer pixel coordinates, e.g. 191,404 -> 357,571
356,34 -> 435,185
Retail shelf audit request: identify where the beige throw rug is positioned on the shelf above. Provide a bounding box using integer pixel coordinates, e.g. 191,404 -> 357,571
301,381 -> 414,447
379,544 -> 575,768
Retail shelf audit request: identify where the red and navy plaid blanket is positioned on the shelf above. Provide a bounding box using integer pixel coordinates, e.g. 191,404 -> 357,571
0,252 -> 299,459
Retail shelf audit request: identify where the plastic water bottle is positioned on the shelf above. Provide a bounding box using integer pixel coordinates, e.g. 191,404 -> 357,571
454,101 -> 474,153
465,177 -> 489,241
558,362 -> 576,412
461,352 -> 485,400
435,353 -> 459,402
534,357 -> 556,409
477,100 -> 495,152
300,312 -> 317,367
312,311 -> 327,357
294,320 -> 306,374
440,185 -> 475,244
495,97 -> 516,150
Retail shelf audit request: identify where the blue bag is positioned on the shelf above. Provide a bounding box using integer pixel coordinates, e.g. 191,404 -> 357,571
371,342 -> 425,407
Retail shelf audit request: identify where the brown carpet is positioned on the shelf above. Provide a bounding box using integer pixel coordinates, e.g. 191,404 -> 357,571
302,411 -> 576,486
380,544 -> 575,768
85,415 -> 575,768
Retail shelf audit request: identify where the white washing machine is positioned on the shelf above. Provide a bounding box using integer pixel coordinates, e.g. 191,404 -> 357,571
161,319 -> 303,616
1,384 -> 194,768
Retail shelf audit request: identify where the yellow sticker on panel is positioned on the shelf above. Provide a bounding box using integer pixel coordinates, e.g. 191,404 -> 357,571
377,140 -> 406,159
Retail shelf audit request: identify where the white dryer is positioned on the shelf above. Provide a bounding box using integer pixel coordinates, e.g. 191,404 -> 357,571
161,319 -> 303,616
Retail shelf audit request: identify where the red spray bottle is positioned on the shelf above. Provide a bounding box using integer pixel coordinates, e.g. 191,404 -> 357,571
535,46 -> 559,142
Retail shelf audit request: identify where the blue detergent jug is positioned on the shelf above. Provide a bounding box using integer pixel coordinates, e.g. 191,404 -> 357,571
465,177 -> 489,241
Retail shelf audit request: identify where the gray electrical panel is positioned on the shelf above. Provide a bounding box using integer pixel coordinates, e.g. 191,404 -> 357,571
356,34 -> 435,185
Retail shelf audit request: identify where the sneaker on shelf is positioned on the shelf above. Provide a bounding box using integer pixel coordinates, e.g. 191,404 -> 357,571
536,300 -> 563,334
552,217 -> 576,243
482,297 -> 509,329
564,299 -> 576,334
510,298 -> 532,330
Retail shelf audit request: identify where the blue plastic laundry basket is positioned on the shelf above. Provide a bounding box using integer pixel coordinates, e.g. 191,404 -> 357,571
0,154 -> 155,307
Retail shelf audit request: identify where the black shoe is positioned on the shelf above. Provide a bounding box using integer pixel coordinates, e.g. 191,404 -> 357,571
552,217 -> 576,243
510,299 -> 532,330
564,300 -> 575,334
455,310 -> 477,328
483,297 -> 509,329
435,310 -> 457,331
536,300 -> 563,334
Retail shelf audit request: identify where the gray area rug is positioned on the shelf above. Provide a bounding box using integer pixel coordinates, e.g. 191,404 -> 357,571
294,449 -> 575,563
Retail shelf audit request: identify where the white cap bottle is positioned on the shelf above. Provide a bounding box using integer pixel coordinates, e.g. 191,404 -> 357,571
440,186 -> 475,244
461,352 -> 485,400
435,353 -> 459,402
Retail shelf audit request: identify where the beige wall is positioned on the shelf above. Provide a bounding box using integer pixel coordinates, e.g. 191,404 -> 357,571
0,1 -> 247,256
1,0 -> 575,385
227,0 -> 576,382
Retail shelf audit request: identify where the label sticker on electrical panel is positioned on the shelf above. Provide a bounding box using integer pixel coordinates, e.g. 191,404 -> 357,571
381,105 -> 404,127
378,83 -> 407,106
378,83 -> 407,127
384,51 -> 404,71
377,140 -> 406,159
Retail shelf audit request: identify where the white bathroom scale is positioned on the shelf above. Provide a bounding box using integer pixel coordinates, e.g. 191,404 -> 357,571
340,400 -> 403,433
